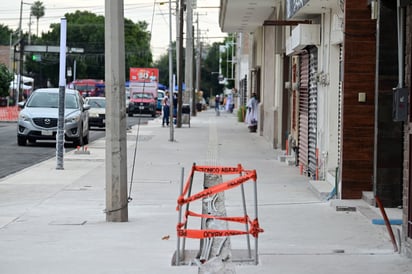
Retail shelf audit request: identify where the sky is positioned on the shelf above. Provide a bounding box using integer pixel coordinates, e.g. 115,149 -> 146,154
0,0 -> 227,60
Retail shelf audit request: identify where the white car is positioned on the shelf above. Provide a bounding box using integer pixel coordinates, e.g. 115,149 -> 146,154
17,88 -> 90,146
84,97 -> 106,129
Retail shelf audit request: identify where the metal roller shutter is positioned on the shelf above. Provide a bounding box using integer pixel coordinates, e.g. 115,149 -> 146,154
298,52 -> 309,172
308,48 -> 318,178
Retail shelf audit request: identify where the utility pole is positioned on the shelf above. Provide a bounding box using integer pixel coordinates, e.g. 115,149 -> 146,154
16,0 -> 24,105
177,0 -> 184,128
104,0 -> 128,222
168,0 -> 175,141
184,0 -> 193,109
195,12 -> 201,113
175,0 -> 179,94
28,13 -> 32,44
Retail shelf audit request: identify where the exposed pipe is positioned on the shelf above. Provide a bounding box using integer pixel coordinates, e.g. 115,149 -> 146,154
375,196 -> 398,252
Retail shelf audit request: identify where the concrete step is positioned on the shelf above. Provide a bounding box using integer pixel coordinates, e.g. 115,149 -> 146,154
309,180 -> 335,200
362,191 -> 375,206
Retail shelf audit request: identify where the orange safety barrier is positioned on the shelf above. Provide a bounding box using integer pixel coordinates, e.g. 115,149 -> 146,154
0,106 -> 20,122
176,164 -> 264,240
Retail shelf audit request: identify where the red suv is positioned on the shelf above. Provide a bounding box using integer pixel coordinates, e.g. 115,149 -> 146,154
128,91 -> 157,117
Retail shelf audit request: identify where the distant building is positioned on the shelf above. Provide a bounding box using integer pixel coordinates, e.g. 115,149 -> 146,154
0,45 -> 11,68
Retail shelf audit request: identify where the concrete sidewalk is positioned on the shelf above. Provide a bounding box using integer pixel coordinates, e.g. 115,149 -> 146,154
0,108 -> 411,274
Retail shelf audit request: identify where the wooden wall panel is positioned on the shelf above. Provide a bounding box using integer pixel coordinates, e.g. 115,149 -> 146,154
341,0 -> 376,198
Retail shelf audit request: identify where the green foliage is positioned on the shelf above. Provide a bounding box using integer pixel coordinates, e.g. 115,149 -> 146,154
25,10 -> 153,87
124,19 -> 153,78
0,24 -> 12,45
153,41 -> 177,87
201,42 -> 223,99
31,1 -> 45,37
31,1 -> 45,19
0,64 -> 13,97
153,41 -> 222,100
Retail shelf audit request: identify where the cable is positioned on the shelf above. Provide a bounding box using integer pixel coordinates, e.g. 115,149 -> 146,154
127,0 -> 157,202
128,112 -> 141,202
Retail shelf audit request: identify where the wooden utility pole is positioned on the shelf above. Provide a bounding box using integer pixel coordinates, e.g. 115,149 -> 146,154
104,0 -> 128,222
184,0 -> 193,107
195,12 -> 202,114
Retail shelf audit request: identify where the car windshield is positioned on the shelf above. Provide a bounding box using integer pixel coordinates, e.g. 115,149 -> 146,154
86,99 -> 106,108
132,92 -> 153,99
74,85 -> 94,92
27,92 -> 79,109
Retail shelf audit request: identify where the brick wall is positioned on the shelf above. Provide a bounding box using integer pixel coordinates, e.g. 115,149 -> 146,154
0,45 -> 11,67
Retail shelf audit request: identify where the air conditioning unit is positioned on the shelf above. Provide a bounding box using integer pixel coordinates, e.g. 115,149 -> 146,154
291,24 -> 320,51
285,36 -> 293,55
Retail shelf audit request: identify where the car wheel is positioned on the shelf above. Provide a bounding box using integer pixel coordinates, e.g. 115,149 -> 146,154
17,135 -> 27,146
151,111 -> 156,117
128,112 -> 133,117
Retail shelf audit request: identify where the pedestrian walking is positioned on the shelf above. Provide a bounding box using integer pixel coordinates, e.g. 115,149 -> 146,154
245,93 -> 258,132
172,92 -> 178,124
162,92 -> 170,127
214,95 -> 220,116
225,93 -> 233,113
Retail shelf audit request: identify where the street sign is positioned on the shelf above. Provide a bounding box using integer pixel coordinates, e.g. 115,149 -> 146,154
70,48 -> 84,53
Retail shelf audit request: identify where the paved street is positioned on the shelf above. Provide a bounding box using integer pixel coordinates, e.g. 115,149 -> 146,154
0,108 -> 411,274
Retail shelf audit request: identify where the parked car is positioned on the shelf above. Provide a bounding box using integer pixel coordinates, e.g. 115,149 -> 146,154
125,88 -> 130,113
17,88 -> 90,147
128,91 -> 157,117
84,97 -> 106,129
157,90 -> 165,111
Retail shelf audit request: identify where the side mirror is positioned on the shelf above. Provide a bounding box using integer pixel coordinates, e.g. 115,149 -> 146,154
17,101 -> 26,109
83,104 -> 91,111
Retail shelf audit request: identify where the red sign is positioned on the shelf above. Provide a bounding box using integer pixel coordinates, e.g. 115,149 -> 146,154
130,68 -> 159,83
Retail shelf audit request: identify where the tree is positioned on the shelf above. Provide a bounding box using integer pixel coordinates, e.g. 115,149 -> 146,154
0,24 -> 12,45
201,42 -> 223,99
0,64 -> 14,97
25,11 -> 153,87
124,19 -> 153,78
154,41 -> 177,87
31,1 -> 45,37
154,41 -> 223,100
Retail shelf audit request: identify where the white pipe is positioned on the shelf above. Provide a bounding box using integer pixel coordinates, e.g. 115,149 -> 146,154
56,17 -> 67,170
59,18 -> 67,87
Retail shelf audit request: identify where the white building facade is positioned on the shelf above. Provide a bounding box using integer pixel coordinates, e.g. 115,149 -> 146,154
220,0 -> 344,189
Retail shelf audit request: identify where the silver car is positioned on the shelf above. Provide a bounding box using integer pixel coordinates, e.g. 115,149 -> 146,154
17,88 -> 90,147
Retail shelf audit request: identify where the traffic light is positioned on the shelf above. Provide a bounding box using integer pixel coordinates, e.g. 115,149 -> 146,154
32,54 -> 41,62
